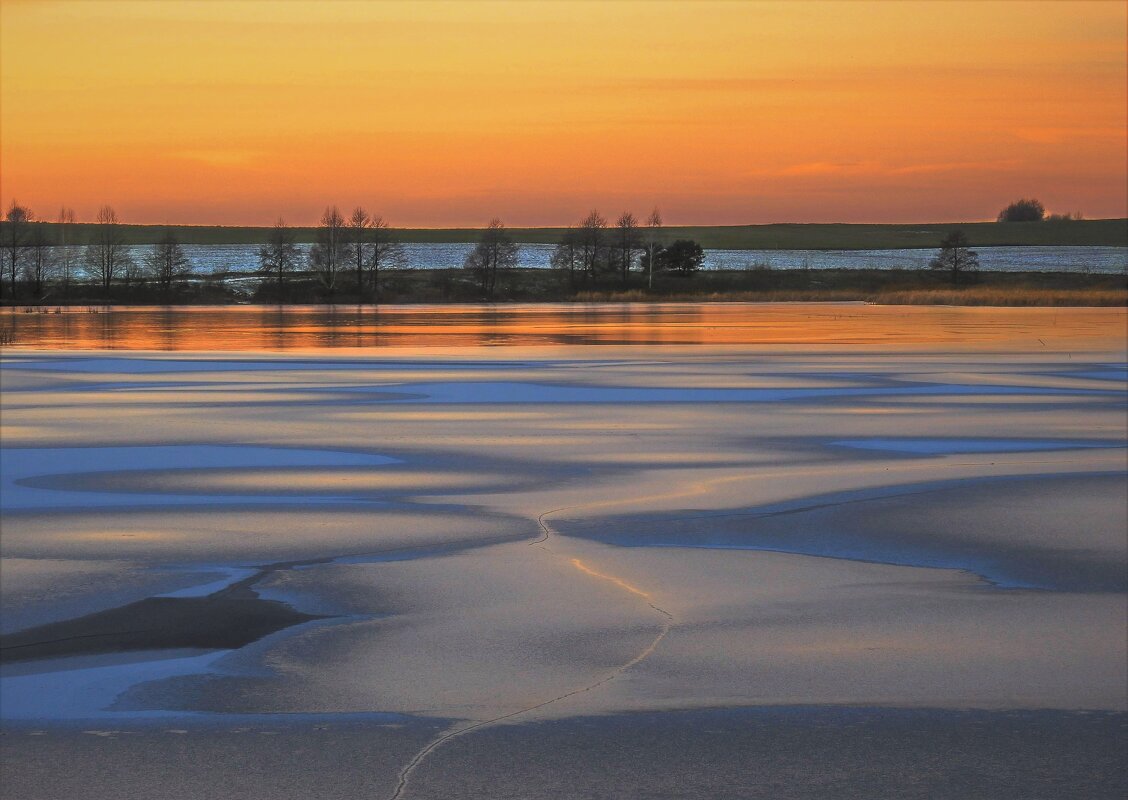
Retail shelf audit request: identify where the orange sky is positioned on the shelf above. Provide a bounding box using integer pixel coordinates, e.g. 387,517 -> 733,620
1,0 -> 1125,227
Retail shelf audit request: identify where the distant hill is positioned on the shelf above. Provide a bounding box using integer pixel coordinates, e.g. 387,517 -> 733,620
3,218 -> 1126,249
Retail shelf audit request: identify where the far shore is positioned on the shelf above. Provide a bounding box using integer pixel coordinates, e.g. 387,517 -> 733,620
1,267 -> 1123,311
3,218 -> 1127,249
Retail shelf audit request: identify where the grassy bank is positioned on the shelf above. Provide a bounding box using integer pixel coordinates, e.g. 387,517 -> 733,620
570,288 -> 1128,306
4,219 -> 1126,249
4,268 -> 1124,308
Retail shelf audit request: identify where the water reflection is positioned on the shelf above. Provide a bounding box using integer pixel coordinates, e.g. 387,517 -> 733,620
1,303 -> 1125,351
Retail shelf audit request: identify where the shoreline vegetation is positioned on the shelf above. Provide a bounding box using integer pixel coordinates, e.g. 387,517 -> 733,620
3,217 -> 1126,249
2,204 -> 1125,310
0,268 -> 1123,315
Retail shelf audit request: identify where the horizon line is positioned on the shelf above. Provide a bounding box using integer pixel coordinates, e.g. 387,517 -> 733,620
8,217 -> 1126,229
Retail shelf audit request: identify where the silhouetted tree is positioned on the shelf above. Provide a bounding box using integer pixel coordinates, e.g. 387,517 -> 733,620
258,218 -> 300,297
577,210 -> 608,285
121,250 -> 146,290
645,207 -> 662,290
997,198 -> 1045,222
930,230 -> 979,285
346,207 -> 372,294
464,218 -> 518,298
2,201 -> 32,300
148,228 -> 191,296
56,207 -> 78,298
657,239 -> 705,275
309,205 -> 346,295
551,228 -> 582,290
614,211 -> 641,287
85,205 -> 132,299
25,223 -> 54,299
367,215 -> 406,298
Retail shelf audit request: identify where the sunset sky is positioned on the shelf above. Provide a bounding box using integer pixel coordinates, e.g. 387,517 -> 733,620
1,0 -> 1125,227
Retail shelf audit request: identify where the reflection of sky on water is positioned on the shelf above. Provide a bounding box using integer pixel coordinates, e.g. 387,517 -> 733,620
4,304 -> 1126,350
561,472 -> 1128,592
2,338 -> 1125,725
356,380 -> 1123,404
832,437 -> 1124,454
0,445 -> 397,510
1062,367 -> 1128,382
639,541 -> 1042,589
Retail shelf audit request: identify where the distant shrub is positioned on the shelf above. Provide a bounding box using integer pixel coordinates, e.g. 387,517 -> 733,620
997,198 -> 1045,222
658,240 -> 706,274
930,230 -> 979,285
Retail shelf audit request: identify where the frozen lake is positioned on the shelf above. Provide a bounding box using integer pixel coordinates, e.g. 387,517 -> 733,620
2,305 -> 1125,798
48,243 -> 1128,276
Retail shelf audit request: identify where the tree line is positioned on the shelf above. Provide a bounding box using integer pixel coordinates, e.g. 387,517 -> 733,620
0,200 -> 416,303
1,202 -> 196,302
473,207 -> 706,298
2,199 -> 710,303
257,206 -> 407,301
546,208 -> 702,294
3,198 -> 1002,303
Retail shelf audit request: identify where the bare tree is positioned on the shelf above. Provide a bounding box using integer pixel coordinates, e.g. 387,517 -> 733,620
122,249 -> 147,290
346,207 -> 372,294
343,209 -> 406,299
85,205 -> 132,300
148,228 -> 191,297
577,210 -> 608,286
56,207 -> 78,298
614,211 -> 641,287
309,205 -> 346,296
464,219 -> 518,298
645,207 -> 662,290
368,216 -> 406,298
930,230 -> 979,285
258,218 -> 300,297
25,223 -> 54,299
551,228 -> 582,290
2,201 -> 32,300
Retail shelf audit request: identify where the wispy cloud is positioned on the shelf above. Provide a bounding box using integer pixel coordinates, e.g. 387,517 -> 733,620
769,160 -> 1022,178
1013,126 -> 1125,145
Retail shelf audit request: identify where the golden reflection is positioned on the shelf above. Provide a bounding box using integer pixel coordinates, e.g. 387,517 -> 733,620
71,531 -> 169,542
3,304 -> 1125,352
329,410 -> 551,421
0,425 -> 53,438
569,558 -> 651,600
820,407 -> 932,415
574,452 -> 766,464
427,436 -> 601,447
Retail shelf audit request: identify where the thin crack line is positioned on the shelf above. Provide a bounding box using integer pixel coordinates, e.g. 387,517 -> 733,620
387,508 -> 673,800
